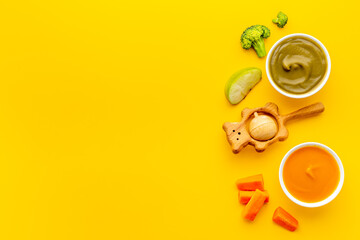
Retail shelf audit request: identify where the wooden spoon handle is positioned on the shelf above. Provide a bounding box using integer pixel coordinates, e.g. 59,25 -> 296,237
282,102 -> 325,124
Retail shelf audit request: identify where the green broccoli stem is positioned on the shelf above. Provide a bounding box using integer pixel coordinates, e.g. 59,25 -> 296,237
272,19 -> 279,24
252,39 -> 266,58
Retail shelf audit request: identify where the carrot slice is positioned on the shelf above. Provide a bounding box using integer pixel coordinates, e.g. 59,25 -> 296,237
273,207 -> 298,232
238,190 -> 269,204
236,174 -> 264,191
242,189 -> 267,221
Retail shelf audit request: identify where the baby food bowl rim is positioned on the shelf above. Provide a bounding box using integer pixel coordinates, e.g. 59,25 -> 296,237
266,33 -> 331,99
279,142 -> 344,208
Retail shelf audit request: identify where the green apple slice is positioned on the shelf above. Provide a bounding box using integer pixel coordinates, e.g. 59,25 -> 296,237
225,67 -> 262,105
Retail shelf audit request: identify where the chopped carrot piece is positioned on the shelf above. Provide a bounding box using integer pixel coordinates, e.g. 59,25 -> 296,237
238,190 -> 269,204
236,174 -> 264,191
242,189 -> 267,221
273,207 -> 298,232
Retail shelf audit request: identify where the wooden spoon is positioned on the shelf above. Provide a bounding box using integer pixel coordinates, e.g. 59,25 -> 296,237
223,102 -> 325,153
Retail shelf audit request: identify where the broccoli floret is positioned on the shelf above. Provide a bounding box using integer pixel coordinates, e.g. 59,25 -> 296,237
272,11 -> 288,28
241,25 -> 270,58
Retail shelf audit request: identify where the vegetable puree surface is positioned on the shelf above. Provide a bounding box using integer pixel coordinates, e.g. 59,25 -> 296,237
283,146 -> 339,203
270,37 -> 327,94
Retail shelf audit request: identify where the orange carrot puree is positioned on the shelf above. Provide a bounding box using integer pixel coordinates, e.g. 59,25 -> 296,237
283,146 -> 340,203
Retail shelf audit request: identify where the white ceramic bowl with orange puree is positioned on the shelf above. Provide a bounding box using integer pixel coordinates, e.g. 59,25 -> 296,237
279,142 -> 344,208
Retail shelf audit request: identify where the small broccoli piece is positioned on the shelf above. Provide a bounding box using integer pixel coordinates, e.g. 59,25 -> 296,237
241,25 -> 270,58
272,11 -> 288,28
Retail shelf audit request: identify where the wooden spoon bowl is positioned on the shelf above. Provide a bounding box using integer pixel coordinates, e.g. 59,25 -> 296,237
223,102 -> 325,153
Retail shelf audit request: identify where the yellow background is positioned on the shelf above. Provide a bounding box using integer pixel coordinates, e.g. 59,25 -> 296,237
0,0 -> 358,239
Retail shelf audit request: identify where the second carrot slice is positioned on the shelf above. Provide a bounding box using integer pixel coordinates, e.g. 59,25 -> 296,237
239,190 -> 269,204
242,189 -> 267,221
236,174 -> 264,191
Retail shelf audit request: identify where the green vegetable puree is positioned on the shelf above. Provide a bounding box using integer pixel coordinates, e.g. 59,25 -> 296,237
270,37 -> 327,94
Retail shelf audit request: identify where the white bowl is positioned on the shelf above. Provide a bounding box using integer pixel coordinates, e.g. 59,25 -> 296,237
266,33 -> 331,98
279,142 -> 344,208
